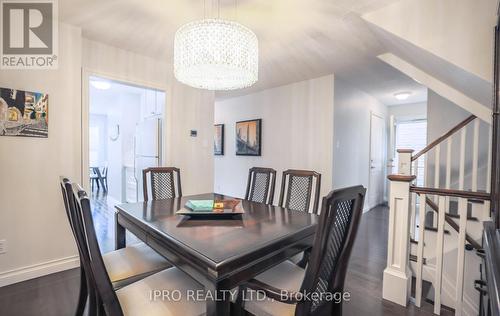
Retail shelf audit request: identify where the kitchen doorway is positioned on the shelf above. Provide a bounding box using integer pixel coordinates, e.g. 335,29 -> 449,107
86,75 -> 165,252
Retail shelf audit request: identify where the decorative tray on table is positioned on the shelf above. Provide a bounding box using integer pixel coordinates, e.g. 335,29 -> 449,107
176,199 -> 244,217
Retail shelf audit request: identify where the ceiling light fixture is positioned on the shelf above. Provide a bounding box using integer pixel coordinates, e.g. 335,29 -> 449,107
394,92 -> 412,101
173,0 -> 258,91
91,80 -> 111,90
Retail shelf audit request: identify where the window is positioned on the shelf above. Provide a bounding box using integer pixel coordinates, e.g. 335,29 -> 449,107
395,120 -> 427,186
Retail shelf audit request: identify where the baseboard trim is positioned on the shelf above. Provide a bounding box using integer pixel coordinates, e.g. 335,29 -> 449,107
0,255 -> 80,287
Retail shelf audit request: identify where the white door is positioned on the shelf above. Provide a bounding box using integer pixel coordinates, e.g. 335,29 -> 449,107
368,113 -> 385,209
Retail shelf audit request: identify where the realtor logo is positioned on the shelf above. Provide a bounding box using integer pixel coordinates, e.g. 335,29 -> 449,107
1,0 -> 58,69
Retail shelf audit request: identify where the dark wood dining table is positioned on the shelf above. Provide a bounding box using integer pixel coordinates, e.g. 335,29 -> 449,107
114,193 -> 318,316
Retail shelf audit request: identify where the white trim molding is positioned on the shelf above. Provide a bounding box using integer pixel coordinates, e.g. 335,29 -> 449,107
0,255 -> 80,288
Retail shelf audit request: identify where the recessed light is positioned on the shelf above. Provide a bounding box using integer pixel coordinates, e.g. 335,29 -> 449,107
91,80 -> 111,90
394,92 -> 412,100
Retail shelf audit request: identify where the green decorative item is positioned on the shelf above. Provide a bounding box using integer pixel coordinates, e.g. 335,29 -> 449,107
185,200 -> 214,211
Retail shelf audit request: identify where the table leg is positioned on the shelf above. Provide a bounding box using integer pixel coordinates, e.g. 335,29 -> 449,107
115,213 -> 126,250
206,283 -> 231,316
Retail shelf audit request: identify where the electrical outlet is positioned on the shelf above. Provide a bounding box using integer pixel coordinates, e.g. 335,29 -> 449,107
0,240 -> 6,254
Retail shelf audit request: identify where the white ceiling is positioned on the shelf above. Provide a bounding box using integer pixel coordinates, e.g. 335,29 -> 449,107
60,0 -> 426,105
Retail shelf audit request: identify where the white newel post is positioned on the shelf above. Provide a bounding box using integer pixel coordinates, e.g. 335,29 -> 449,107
397,149 -> 414,175
383,150 -> 415,306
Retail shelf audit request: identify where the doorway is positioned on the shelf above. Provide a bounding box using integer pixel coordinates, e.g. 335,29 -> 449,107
87,75 -> 165,252
368,113 -> 385,210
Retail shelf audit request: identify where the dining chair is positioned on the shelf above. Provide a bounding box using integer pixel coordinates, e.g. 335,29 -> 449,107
278,169 -> 321,214
90,168 -> 100,191
60,177 -> 91,316
244,167 -> 277,204
142,167 -> 182,201
60,178 -> 172,315
101,166 -> 108,190
237,185 -> 366,316
70,183 -> 206,316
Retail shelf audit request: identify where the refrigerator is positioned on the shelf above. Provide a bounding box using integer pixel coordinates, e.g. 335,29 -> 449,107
133,117 -> 162,202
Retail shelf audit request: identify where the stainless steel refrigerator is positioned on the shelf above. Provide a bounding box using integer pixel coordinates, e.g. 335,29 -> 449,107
132,117 -> 162,202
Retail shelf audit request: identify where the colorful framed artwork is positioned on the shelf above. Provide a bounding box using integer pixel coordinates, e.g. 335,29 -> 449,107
0,87 -> 48,138
236,119 -> 261,156
214,124 -> 224,155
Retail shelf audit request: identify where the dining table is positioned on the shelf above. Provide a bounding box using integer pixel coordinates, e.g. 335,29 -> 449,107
114,193 -> 318,316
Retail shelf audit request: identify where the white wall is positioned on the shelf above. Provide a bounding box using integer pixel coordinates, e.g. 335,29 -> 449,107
0,24 -> 83,285
427,91 -> 490,191
214,75 -> 334,204
364,0 -> 497,82
333,78 -> 388,209
89,90 -> 142,202
388,101 -> 427,121
82,39 -> 215,196
0,32 -> 215,287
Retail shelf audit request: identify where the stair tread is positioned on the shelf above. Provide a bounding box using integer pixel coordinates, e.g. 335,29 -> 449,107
446,213 -> 478,221
409,254 -> 427,264
416,225 -> 451,234
410,237 -> 425,246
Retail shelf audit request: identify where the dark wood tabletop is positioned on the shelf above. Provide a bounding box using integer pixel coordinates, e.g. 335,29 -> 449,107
114,193 -> 318,316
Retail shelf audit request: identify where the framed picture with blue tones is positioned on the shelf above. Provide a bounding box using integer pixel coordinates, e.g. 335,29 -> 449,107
236,119 -> 261,156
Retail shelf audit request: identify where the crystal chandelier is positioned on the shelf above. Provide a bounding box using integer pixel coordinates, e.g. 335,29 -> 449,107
174,18 -> 258,91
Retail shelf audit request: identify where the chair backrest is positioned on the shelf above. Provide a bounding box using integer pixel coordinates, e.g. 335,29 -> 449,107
60,177 -> 75,233
102,166 -> 108,177
244,167 -> 277,204
278,169 -> 321,214
296,185 -> 366,316
60,177 -> 100,312
71,183 -> 124,316
142,167 -> 182,201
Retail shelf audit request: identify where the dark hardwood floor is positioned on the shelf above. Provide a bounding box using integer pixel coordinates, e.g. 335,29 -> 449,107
0,205 -> 451,316
90,189 -> 139,254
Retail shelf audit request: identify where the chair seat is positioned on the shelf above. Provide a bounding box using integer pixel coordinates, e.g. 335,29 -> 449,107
104,242 -> 171,289
243,260 -> 305,316
116,267 -> 206,316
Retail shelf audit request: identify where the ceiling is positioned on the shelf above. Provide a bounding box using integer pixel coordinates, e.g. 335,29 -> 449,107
60,0 -> 426,105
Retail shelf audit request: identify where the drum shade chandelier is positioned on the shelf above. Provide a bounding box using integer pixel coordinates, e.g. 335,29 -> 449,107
173,1 -> 258,91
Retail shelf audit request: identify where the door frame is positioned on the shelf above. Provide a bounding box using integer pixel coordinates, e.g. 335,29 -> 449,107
81,68 -> 167,192
367,111 -> 386,211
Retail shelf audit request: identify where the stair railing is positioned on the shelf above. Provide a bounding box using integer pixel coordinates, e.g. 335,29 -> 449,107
384,114 -> 492,315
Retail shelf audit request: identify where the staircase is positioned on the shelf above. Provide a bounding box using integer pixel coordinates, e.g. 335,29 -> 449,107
383,114 -> 493,316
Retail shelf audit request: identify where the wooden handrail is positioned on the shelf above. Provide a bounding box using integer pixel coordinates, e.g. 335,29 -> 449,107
425,197 -> 482,250
410,186 -> 491,200
412,115 -> 476,161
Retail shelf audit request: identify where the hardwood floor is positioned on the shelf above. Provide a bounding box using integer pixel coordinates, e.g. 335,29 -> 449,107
0,205 -> 452,316
90,189 -> 139,253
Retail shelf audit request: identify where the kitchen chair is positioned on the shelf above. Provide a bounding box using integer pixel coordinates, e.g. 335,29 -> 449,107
142,167 -> 182,201
244,167 -> 277,204
238,185 -> 366,316
70,183 -> 205,316
101,166 -> 108,190
90,168 -> 100,191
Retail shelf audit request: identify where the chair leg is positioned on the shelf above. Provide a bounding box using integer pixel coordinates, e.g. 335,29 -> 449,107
96,294 -> 106,316
87,283 -> 98,316
296,248 -> 312,269
75,267 -> 87,316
